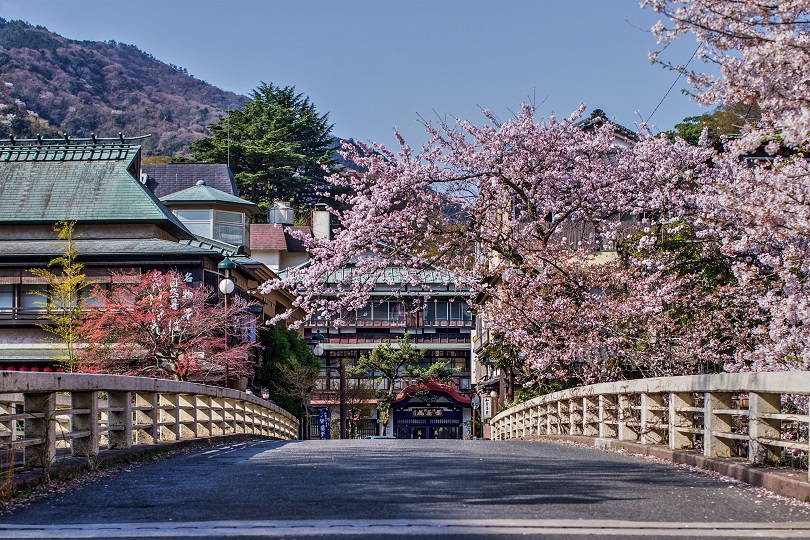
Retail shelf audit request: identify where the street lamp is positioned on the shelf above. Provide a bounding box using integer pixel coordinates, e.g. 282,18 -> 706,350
218,256 -> 236,295
218,256 -> 236,388
312,330 -> 325,357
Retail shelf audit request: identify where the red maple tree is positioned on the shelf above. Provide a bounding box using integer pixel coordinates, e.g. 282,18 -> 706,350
78,270 -> 255,383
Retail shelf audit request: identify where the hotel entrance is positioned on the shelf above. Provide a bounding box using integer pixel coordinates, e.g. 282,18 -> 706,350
391,382 -> 471,440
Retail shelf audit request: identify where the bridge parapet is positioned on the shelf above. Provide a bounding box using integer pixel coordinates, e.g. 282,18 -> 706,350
491,372 -> 809,478
0,372 -> 298,469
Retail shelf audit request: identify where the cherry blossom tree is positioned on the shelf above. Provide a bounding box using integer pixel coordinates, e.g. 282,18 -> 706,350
644,0 -> 810,373
263,106 -> 729,385
79,270 -> 255,382
259,0 -> 810,386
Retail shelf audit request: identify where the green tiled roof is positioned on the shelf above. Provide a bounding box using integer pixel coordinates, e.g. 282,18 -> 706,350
160,182 -> 259,214
0,143 -> 193,239
0,238 -> 219,258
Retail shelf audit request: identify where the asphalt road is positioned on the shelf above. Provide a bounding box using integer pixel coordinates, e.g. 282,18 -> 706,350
0,438 -> 809,539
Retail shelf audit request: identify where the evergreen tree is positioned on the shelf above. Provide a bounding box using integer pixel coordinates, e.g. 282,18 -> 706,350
664,102 -> 761,148
188,82 -> 338,215
255,325 -> 320,418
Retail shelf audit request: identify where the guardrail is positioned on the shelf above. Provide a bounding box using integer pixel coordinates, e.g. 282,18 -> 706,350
0,372 -> 299,469
490,372 -> 809,478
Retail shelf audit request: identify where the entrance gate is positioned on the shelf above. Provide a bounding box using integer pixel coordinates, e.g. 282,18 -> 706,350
391,382 -> 471,440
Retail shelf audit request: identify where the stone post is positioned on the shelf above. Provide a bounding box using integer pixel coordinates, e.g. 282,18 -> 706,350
71,391 -> 99,457
24,392 -> 56,468
748,392 -> 781,466
107,391 -> 132,450
668,392 -> 693,450
640,393 -> 665,445
134,392 -> 157,445
704,392 -> 734,458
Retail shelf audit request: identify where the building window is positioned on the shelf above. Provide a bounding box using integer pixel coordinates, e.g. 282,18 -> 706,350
372,301 -> 388,321
213,210 -> 245,245
357,305 -> 372,321
175,209 -> 212,238
0,285 -> 13,312
19,284 -> 47,312
390,302 -> 405,324
80,283 -> 110,307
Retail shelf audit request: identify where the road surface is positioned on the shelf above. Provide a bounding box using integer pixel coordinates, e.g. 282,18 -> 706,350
0,438 -> 808,539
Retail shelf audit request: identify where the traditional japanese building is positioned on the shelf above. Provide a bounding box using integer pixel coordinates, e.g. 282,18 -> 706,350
0,136 -> 296,375
303,261 -> 475,439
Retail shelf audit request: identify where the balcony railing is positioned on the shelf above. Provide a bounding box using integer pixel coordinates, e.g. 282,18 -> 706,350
321,333 -> 471,345
305,319 -> 473,329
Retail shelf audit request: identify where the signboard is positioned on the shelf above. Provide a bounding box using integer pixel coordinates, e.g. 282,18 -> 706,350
482,397 -> 493,420
317,408 -> 331,440
412,408 -> 444,417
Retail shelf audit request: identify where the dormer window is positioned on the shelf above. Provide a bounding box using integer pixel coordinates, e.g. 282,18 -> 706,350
173,209 -> 249,246
175,209 -> 212,238
214,210 -> 248,245
161,180 -> 259,248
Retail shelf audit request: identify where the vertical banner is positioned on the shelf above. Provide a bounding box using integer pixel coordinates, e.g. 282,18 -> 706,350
318,408 -> 331,440
482,397 -> 492,420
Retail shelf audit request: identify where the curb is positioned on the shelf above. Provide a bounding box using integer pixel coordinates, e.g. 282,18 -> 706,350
530,434 -> 810,502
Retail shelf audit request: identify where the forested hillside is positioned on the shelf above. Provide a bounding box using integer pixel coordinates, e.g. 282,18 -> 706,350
0,19 -> 247,155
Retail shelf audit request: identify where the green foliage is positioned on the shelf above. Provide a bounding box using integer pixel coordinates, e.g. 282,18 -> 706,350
28,221 -> 88,372
664,102 -> 761,148
0,21 -> 61,51
255,325 -> 320,418
188,82 -> 339,213
403,361 -> 460,384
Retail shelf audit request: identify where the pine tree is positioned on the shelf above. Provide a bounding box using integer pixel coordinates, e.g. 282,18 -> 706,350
188,82 -> 338,215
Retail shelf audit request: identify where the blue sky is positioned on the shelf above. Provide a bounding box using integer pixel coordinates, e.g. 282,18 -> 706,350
0,0 -> 706,149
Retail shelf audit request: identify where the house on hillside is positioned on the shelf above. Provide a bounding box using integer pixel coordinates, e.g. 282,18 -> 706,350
0,136 -> 296,383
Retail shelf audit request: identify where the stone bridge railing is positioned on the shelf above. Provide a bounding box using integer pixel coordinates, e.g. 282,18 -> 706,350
0,372 -> 299,469
491,372 -> 809,478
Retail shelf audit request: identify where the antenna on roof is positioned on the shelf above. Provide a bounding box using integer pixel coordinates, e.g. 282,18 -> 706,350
227,115 -> 230,169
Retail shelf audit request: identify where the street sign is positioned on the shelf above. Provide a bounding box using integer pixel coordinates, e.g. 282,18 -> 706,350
470,395 -> 481,410
482,397 -> 492,420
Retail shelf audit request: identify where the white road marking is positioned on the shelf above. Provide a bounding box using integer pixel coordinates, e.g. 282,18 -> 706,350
0,520 -> 808,538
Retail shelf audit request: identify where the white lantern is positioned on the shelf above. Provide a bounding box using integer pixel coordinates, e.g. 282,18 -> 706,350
313,344 -> 324,356
219,278 -> 235,295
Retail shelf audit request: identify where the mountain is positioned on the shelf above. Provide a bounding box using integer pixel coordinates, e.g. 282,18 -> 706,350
0,19 -> 247,156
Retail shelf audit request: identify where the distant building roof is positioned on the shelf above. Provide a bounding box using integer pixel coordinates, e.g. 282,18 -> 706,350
143,163 -> 238,198
576,109 -> 639,143
160,181 -> 259,215
250,224 -> 311,252
0,139 -> 193,240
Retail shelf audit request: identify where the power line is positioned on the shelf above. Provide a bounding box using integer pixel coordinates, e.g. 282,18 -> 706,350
646,46 -> 700,124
